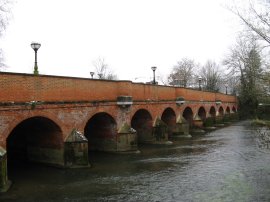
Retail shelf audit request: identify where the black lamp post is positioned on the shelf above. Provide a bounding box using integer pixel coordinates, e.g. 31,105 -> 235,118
198,76 -> 202,90
90,72 -> 95,79
225,83 -> 228,95
151,66 -> 157,84
98,73 -> 102,79
31,42 -> 41,75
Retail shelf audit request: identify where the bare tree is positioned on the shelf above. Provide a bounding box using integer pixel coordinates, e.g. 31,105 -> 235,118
228,0 -> 270,46
0,0 -> 13,69
92,57 -> 117,80
225,74 -> 240,95
223,36 -> 264,118
0,50 -> 5,68
168,58 -> 197,87
0,0 -> 12,36
199,60 -> 222,92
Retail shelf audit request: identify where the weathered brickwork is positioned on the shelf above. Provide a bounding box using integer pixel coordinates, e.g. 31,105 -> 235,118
0,72 -> 238,191
0,72 -> 237,103
0,72 -> 238,149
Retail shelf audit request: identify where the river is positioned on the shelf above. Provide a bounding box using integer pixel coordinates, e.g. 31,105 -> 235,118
1,121 -> 270,201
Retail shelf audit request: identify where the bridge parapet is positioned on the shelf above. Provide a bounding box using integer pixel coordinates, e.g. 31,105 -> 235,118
0,72 -> 237,104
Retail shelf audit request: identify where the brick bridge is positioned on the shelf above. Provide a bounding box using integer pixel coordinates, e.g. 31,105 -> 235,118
0,72 -> 238,191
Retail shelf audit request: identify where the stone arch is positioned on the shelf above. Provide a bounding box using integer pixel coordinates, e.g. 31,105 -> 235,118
131,109 -> 153,144
2,112 -> 64,148
7,116 -> 64,166
209,106 -> 216,117
232,106 -> 237,113
226,106 -> 230,114
182,107 -> 193,125
84,112 -> 117,151
161,107 -> 176,137
198,106 -> 207,121
218,106 -> 224,116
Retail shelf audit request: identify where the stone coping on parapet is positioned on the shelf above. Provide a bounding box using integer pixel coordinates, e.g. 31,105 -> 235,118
0,99 -> 237,107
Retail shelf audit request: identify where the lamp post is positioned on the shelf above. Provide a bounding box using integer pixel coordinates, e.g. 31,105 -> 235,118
151,66 -> 157,84
31,42 -> 41,75
198,76 -> 202,90
90,72 -> 95,79
225,83 -> 228,95
98,73 -> 102,79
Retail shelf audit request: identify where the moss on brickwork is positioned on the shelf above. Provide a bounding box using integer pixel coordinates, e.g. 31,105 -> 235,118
0,147 -> 11,192
152,118 -> 168,141
118,123 -> 135,134
64,143 -> 89,167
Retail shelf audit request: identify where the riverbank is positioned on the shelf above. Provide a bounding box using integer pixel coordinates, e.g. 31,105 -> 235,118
251,119 -> 270,151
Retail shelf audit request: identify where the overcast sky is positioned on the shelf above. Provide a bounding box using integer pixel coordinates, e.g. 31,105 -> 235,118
1,0 -> 242,82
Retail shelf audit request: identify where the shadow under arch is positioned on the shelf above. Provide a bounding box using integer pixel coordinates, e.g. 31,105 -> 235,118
84,112 -> 117,152
226,106 -> 230,114
218,106 -> 224,116
198,106 -> 207,121
183,107 -> 193,126
131,109 -> 153,144
7,116 -> 63,167
209,106 -> 216,117
161,107 -> 176,137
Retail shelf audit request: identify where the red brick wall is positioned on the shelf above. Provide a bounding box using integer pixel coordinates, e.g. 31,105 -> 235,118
0,72 -> 238,149
0,72 -> 237,103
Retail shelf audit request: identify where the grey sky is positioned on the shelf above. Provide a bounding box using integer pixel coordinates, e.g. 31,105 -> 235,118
1,0 -> 241,82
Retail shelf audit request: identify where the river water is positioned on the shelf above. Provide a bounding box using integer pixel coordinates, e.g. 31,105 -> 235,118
1,121 -> 270,202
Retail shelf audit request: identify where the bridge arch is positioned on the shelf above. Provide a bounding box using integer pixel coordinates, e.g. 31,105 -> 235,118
7,116 -> 63,166
218,106 -> 224,116
182,107 -> 193,125
226,106 -> 230,114
209,106 -> 216,117
161,107 -> 176,137
198,106 -> 207,121
84,112 -> 117,151
131,109 -> 153,144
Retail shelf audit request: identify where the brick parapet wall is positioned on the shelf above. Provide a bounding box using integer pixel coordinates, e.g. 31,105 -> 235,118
0,72 -> 237,103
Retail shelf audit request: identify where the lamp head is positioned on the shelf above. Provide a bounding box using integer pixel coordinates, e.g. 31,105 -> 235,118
151,66 -> 157,71
31,42 -> 41,51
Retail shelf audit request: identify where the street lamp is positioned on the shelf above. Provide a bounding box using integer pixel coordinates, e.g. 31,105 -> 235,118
31,42 -> 41,75
90,72 -> 95,79
98,73 -> 102,79
225,83 -> 228,95
151,66 -> 157,84
198,76 -> 202,90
